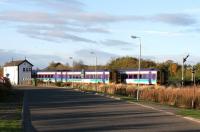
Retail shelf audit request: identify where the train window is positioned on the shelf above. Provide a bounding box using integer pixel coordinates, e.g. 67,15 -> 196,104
91,75 -> 94,79
76,75 -> 81,79
104,75 -> 108,79
97,75 -> 102,79
142,74 -> 147,79
133,74 -> 137,79
152,74 -> 156,79
128,74 -> 133,79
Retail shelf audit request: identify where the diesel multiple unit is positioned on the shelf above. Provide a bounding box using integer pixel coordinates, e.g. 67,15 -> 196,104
35,69 -> 166,85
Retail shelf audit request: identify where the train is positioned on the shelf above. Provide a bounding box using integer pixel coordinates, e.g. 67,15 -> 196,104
34,68 -> 167,85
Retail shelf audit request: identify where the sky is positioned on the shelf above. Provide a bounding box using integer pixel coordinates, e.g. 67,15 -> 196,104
0,0 -> 200,68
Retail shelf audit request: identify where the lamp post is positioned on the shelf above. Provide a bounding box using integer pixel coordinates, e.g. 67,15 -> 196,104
90,52 -> 97,91
131,35 -> 141,101
69,57 -> 74,88
182,54 -> 189,87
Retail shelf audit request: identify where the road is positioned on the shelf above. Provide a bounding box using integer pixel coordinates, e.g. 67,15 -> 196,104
22,87 -> 200,132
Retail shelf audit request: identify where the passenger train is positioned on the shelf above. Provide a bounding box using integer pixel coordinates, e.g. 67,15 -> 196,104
35,69 -> 166,85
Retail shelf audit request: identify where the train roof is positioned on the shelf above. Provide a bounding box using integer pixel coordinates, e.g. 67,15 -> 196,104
118,68 -> 158,72
35,69 -> 110,72
34,68 -> 158,73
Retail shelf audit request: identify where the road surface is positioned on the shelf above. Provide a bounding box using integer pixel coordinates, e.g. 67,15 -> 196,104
22,87 -> 200,132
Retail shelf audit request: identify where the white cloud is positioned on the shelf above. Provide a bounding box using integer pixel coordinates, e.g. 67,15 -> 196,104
100,39 -> 133,46
17,26 -> 97,43
0,49 -> 64,68
143,30 -> 184,37
0,0 -> 198,45
75,49 -> 119,65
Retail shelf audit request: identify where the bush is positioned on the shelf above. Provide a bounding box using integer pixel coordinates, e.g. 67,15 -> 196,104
0,78 -> 12,100
55,82 -> 62,87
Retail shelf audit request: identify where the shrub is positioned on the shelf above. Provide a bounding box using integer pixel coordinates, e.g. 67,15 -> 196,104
0,77 -> 12,100
55,82 -> 62,87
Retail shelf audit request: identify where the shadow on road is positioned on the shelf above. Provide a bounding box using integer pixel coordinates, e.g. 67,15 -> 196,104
22,87 -> 200,132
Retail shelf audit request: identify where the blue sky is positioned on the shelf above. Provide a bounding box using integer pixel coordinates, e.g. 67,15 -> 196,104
0,0 -> 200,68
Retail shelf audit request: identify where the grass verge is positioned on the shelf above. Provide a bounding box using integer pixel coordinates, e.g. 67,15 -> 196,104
118,94 -> 200,120
92,91 -> 200,121
177,109 -> 200,119
0,120 -> 22,132
0,89 -> 23,132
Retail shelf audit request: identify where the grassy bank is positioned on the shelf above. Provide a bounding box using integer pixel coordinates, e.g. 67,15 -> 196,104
177,109 -> 200,119
0,84 -> 23,132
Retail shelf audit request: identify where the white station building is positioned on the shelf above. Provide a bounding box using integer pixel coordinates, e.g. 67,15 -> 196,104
3,59 -> 33,85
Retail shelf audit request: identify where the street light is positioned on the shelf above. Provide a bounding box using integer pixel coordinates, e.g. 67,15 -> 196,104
131,35 -> 141,101
69,57 -> 74,88
90,52 -> 97,91
182,54 -> 189,87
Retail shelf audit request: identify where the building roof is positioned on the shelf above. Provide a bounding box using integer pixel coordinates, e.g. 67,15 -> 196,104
4,59 -> 33,67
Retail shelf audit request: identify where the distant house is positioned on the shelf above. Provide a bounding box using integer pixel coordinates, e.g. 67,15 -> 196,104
3,59 -> 33,85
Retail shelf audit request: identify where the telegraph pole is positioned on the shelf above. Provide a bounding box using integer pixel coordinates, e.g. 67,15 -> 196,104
192,65 -> 196,108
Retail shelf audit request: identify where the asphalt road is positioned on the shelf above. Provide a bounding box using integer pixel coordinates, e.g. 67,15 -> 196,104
23,87 -> 200,132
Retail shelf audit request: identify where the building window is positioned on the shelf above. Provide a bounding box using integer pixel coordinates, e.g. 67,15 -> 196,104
29,68 -> 31,71
23,68 -> 25,72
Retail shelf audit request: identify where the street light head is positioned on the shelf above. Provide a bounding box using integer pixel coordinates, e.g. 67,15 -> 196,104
69,57 -> 73,59
131,35 -> 139,39
90,51 -> 95,54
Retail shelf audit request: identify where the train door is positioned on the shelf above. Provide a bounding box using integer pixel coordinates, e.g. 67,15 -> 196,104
149,71 -> 152,85
102,71 -> 105,83
120,73 -> 127,83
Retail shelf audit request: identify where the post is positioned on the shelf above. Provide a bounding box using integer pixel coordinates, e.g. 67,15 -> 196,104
192,66 -> 196,108
69,57 -> 74,88
90,52 -> 97,91
137,38 -> 141,101
131,35 -> 141,101
72,61 -> 74,88
95,55 -> 97,91
182,59 -> 184,87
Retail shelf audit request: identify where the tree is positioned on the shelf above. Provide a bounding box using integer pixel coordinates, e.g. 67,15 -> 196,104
107,56 -> 157,70
0,66 -> 3,77
45,61 -> 70,70
141,59 -> 156,68
107,56 -> 138,70
73,60 -> 88,70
